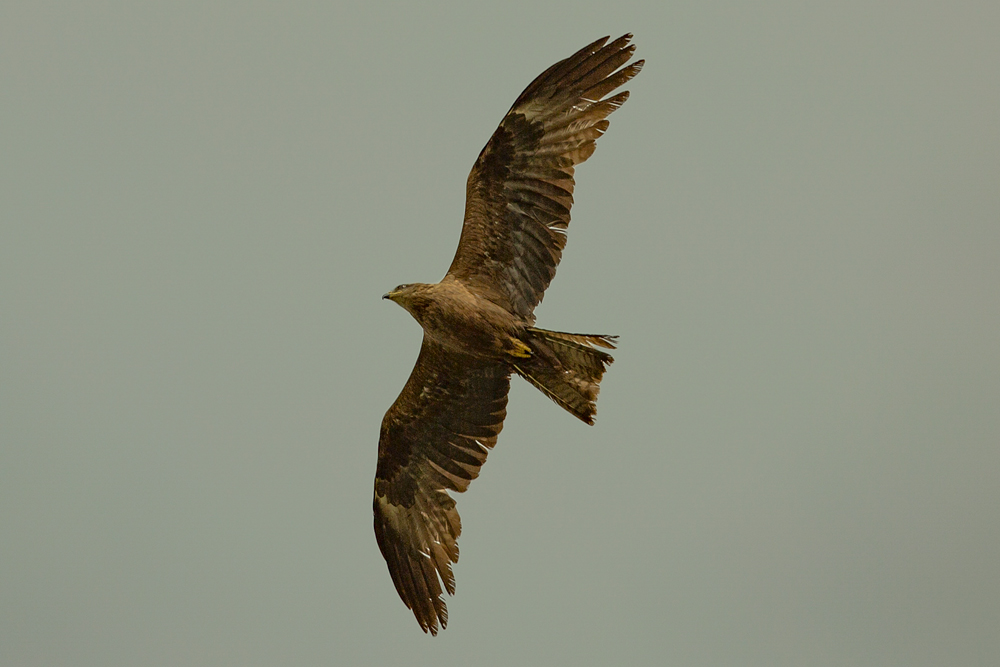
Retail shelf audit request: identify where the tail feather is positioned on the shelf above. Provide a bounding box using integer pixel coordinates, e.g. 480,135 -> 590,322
513,328 -> 616,425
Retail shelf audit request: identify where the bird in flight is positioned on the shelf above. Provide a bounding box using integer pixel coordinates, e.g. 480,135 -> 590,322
374,34 -> 642,634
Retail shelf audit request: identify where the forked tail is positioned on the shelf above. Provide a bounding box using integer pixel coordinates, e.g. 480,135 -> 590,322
512,328 -> 617,425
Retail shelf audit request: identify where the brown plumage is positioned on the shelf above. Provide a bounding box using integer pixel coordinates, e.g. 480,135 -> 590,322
374,34 -> 642,634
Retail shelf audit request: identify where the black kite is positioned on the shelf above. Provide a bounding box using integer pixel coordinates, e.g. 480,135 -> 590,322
374,34 -> 642,634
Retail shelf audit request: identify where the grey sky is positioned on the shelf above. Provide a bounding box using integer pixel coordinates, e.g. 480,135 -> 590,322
2,1 -> 998,665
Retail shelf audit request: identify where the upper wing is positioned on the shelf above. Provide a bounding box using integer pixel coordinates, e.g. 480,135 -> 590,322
373,337 -> 511,634
446,34 -> 643,318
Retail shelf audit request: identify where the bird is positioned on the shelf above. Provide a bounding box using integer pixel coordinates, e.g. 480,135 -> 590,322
374,34 -> 642,634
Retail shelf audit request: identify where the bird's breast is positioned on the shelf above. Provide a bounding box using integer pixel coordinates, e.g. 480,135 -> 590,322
413,281 -> 522,359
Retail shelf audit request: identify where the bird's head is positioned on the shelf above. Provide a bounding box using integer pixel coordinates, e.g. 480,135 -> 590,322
382,283 -> 429,313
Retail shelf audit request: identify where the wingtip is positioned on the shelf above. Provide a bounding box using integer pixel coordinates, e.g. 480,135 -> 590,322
609,33 -> 635,49
587,35 -> 612,49
418,604 -> 447,636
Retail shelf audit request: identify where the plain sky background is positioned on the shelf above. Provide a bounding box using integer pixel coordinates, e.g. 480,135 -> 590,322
2,1 -> 998,665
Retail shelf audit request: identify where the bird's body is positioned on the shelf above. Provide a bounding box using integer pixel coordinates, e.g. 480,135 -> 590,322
384,280 -> 527,360
374,34 -> 642,634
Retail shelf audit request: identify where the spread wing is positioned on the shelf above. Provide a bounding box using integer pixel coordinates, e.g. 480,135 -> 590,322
446,34 -> 643,318
373,338 -> 511,634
